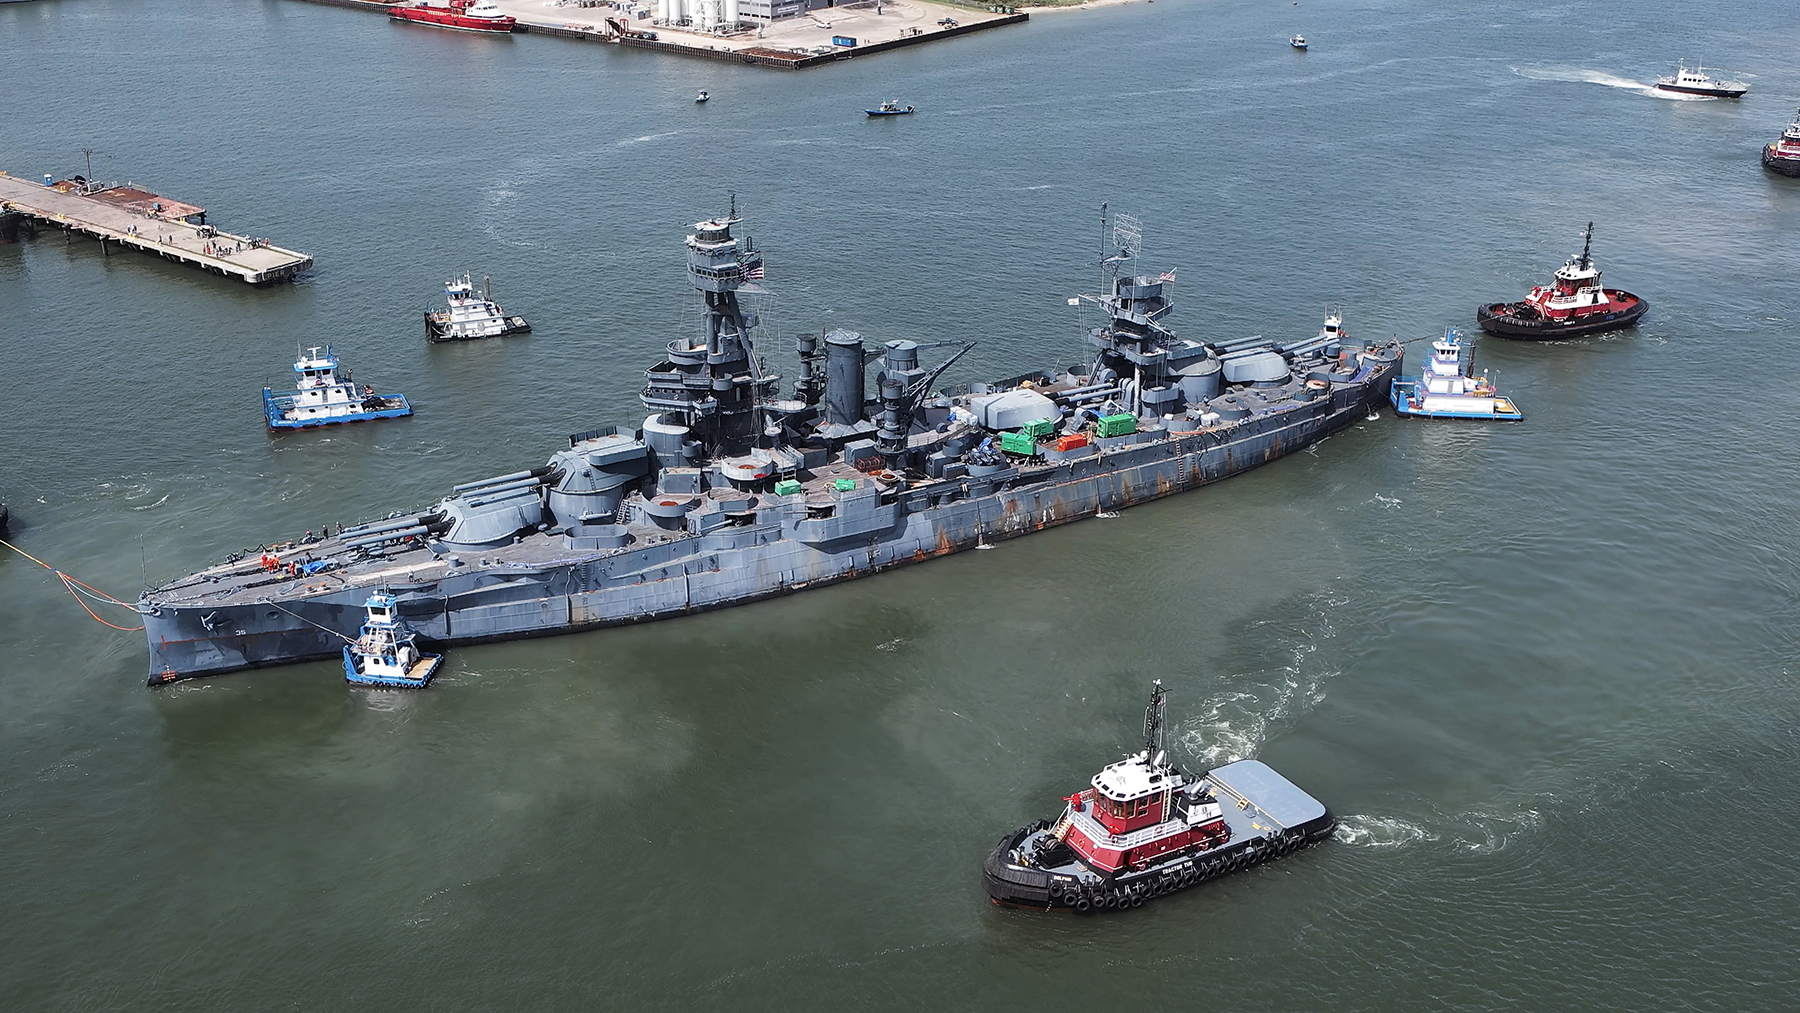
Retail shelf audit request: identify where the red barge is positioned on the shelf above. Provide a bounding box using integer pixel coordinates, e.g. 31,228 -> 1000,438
1476,223 -> 1647,340
982,682 -> 1336,913
389,0 -> 517,34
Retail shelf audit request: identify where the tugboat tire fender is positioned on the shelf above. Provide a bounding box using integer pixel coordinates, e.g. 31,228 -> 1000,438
1128,893 -> 1145,908
1073,896 -> 1091,912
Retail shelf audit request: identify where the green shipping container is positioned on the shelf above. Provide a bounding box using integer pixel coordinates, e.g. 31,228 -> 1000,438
999,431 -> 1040,456
773,479 -> 803,496
834,478 -> 858,492
1097,412 -> 1138,438
1020,418 -> 1056,439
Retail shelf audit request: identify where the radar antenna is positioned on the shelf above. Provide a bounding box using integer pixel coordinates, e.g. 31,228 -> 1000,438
1142,679 -> 1167,760
1112,212 -> 1142,261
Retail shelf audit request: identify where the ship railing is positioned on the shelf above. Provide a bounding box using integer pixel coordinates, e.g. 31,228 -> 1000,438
1066,807 -> 1190,851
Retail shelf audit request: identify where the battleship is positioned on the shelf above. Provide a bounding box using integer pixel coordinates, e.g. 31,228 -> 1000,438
136,208 -> 1404,684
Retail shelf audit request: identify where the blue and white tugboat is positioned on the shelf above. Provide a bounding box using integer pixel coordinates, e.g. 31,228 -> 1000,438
1391,329 -> 1521,420
982,681 -> 1336,913
343,592 -> 442,688
263,346 -> 413,429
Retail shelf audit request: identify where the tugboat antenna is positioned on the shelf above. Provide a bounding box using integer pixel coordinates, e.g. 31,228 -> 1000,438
1143,679 -> 1167,759
1579,221 -> 1594,270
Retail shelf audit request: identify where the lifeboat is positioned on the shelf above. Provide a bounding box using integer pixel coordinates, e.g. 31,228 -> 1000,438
389,0 -> 518,34
1476,223 -> 1648,340
981,681 -> 1336,913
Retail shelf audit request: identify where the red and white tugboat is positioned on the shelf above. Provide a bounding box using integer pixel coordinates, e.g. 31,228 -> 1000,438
982,682 -> 1336,913
1475,223 -> 1648,340
1762,109 -> 1800,179
389,0 -> 517,34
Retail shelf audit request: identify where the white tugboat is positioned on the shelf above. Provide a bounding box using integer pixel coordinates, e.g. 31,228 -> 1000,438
1653,62 -> 1748,99
425,273 -> 531,342
343,592 -> 442,688
1391,329 -> 1521,420
983,681 -> 1337,913
262,346 -> 413,429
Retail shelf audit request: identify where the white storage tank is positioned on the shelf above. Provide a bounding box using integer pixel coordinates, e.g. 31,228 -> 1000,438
723,0 -> 738,27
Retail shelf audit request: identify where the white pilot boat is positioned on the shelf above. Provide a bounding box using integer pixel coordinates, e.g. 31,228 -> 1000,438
343,592 -> 443,688
425,273 -> 532,342
1653,62 -> 1747,99
1290,34 -> 1307,50
262,346 -> 413,429
1390,329 -> 1521,420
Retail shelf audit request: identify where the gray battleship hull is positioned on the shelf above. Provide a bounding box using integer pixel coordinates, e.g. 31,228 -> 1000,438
139,367 -> 1395,683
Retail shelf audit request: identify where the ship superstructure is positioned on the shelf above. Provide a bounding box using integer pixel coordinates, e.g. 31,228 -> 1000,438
138,208 -> 1403,684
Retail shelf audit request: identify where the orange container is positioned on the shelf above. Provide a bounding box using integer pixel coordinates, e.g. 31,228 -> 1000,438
1054,433 -> 1090,452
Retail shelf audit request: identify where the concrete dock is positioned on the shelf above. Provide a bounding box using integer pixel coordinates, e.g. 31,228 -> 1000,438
0,172 -> 313,285
296,0 -> 1027,69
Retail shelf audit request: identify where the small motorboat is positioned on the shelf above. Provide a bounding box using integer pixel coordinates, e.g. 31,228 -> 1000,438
1390,329 -> 1522,421
865,100 -> 915,116
1762,108 -> 1800,178
1290,34 -> 1307,50
343,592 -> 443,688
263,346 -> 413,429
696,90 -> 710,104
1652,62 -> 1747,99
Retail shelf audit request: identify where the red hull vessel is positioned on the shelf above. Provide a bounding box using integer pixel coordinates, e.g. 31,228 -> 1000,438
389,0 -> 517,33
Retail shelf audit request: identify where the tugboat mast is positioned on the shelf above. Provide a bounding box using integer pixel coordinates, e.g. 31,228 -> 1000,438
1143,678 -> 1167,761
1576,221 -> 1594,271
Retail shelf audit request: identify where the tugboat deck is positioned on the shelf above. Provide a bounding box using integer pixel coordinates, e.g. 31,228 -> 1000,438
1206,759 -> 1329,831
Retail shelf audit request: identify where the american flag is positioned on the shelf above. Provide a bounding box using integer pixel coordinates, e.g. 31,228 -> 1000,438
742,260 -> 764,280
1158,269 -> 1177,282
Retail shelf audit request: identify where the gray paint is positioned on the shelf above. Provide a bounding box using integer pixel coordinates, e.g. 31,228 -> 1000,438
137,213 -> 1403,683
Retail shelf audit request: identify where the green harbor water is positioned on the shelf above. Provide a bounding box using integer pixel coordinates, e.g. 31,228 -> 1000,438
3,0 -> 1799,1008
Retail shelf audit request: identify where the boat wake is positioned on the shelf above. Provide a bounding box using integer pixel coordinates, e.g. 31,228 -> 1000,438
1333,800 -> 1548,853
1176,592 -> 1346,767
617,129 -> 688,147
1333,813 -> 1436,848
1510,66 -> 1711,100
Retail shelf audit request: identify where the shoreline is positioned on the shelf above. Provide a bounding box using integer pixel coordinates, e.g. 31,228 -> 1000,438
1019,0 -> 1139,14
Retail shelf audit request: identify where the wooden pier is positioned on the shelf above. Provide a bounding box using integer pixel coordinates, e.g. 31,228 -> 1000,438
0,172 -> 312,285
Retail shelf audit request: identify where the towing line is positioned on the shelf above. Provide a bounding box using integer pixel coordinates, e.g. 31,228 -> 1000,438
0,537 -> 146,632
